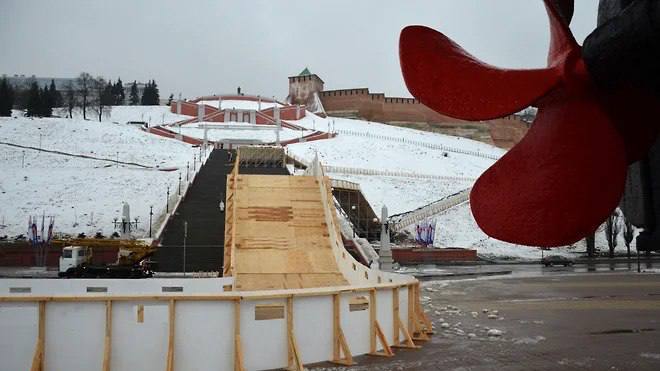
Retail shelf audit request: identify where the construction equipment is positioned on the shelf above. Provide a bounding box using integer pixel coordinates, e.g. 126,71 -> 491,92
57,239 -> 155,278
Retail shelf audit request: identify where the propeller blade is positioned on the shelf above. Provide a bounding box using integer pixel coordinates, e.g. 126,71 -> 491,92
400,25 -> 561,121
544,0 -> 579,65
470,87 -> 627,247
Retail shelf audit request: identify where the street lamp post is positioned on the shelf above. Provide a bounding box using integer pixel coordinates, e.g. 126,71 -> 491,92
178,173 -> 181,196
351,205 -> 357,237
166,186 -> 170,213
186,162 -> 189,182
183,221 -> 188,277
149,206 -> 153,238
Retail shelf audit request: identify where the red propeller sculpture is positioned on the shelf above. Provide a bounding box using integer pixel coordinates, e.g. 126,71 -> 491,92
399,0 -> 659,247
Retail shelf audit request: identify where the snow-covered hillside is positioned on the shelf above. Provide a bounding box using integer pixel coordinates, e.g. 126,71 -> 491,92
61,105 -> 189,126
284,113 -> 630,260
0,104 -> 628,260
287,113 -> 498,212
0,113 -> 197,239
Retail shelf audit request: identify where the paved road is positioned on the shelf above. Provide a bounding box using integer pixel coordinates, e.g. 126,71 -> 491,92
410,260 -> 660,280
311,272 -> 660,371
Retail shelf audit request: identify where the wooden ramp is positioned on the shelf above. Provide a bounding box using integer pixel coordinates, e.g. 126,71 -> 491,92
227,174 -> 348,291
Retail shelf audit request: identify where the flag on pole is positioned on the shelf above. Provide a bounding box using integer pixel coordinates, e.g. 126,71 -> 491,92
31,219 -> 38,246
47,217 -> 54,244
41,212 -> 45,245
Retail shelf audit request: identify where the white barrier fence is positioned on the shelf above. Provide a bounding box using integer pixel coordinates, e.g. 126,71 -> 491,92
285,152 -> 311,168
323,165 -> 476,182
0,277 -> 431,371
390,188 -> 471,232
330,178 -> 362,191
335,129 -> 502,160
286,153 -> 476,182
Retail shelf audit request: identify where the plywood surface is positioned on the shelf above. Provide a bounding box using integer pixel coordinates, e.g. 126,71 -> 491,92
230,175 -> 348,291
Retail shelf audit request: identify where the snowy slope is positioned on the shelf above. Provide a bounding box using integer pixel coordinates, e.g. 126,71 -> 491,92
60,105 -> 190,126
434,203 -> 638,260
0,117 -> 194,168
0,116 -> 197,238
0,104 -> 624,260
286,113 -> 497,213
285,113 -> 631,260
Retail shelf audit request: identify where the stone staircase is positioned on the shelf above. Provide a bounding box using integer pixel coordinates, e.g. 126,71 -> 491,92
155,149 -> 232,272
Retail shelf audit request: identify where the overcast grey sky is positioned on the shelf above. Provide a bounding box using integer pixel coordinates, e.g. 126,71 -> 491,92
0,0 -> 598,100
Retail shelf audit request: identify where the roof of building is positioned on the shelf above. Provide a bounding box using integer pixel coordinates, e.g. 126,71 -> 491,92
287,68 -> 324,83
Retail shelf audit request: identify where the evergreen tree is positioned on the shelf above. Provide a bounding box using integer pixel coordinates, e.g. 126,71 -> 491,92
13,85 -> 29,110
26,81 -> 41,117
49,79 -> 63,108
139,80 -> 160,106
129,81 -> 139,105
150,80 -> 160,105
0,77 -> 14,116
102,81 -> 114,106
140,81 -> 150,105
112,78 -> 125,105
167,93 -> 174,106
40,84 -> 53,117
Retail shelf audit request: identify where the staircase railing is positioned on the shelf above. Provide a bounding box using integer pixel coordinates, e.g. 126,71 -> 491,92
323,165 -> 475,182
390,188 -> 471,233
335,129 -> 502,160
223,151 -> 240,278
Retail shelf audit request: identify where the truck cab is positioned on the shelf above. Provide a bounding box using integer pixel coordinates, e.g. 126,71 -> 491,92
59,246 -> 92,275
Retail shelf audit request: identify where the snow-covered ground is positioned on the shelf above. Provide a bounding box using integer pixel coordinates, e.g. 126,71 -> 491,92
330,174 -> 470,216
59,105 -> 189,126
1,105 -> 631,260
286,113 -> 494,211
0,113 -> 197,239
284,113 -> 632,260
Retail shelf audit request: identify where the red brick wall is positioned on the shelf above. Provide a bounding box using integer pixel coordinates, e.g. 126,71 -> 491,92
170,101 -> 217,117
488,116 -> 529,149
318,88 -> 529,148
171,101 -> 199,116
392,248 -> 477,264
319,89 -> 458,123
0,245 -> 119,267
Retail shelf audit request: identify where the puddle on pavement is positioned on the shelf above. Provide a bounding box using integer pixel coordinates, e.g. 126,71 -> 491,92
590,328 -> 655,335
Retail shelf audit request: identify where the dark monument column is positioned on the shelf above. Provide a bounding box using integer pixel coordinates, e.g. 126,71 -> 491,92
585,0 -> 660,251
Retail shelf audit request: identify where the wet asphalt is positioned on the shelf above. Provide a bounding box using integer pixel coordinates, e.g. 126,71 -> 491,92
310,268 -> 660,371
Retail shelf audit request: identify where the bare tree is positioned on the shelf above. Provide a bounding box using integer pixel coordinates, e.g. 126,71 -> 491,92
76,72 -> 92,120
623,217 -> 634,258
585,233 -> 596,258
90,76 -> 112,121
605,210 -> 621,258
62,81 -> 78,118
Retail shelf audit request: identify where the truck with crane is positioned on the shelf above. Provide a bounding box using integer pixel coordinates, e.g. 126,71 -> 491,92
57,240 -> 155,278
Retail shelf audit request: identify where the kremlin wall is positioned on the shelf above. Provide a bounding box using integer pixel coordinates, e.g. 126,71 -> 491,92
288,68 -> 529,148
